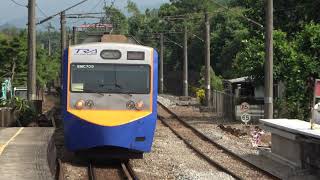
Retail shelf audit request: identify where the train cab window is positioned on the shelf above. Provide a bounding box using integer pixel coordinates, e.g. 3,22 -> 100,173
127,51 -> 145,60
70,63 -> 150,94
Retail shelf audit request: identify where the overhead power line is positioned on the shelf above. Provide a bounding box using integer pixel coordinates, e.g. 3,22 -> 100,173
208,0 -> 263,28
89,0 -> 104,13
36,4 -> 48,17
9,0 -> 27,7
165,37 -> 183,48
37,0 -> 88,25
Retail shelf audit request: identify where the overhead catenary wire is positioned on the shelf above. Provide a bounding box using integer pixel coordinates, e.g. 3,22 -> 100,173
37,0 -> 89,25
208,0 -> 263,28
36,4 -> 48,17
165,37 -> 183,48
9,0 -> 26,7
89,0 -> 104,13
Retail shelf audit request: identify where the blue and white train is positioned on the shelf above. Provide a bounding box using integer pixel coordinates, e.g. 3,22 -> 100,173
62,42 -> 158,158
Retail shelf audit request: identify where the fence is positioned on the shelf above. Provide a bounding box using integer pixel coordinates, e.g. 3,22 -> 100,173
0,107 -> 15,127
211,90 -> 235,120
211,91 -> 265,122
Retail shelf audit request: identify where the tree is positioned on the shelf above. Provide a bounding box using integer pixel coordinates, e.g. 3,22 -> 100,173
103,6 -> 128,34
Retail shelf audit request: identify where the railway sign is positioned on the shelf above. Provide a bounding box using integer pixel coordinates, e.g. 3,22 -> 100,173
241,113 -> 251,124
240,102 -> 250,112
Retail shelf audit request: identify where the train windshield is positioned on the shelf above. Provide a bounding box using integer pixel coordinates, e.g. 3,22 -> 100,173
70,63 -> 150,94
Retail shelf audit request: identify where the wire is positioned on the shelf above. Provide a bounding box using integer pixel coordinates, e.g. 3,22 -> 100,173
36,4 -> 48,17
89,0 -> 104,13
9,0 -> 27,7
192,34 -> 204,42
208,0 -> 263,28
165,37 -> 183,48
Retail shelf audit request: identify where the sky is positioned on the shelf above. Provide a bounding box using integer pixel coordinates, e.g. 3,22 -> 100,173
0,0 -> 169,28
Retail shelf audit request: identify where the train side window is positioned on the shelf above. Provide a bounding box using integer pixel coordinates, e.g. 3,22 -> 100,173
127,51 -> 145,60
100,50 -> 121,59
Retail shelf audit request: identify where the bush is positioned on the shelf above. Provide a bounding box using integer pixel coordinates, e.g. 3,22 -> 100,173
199,66 -> 224,91
196,88 -> 205,105
8,97 -> 36,126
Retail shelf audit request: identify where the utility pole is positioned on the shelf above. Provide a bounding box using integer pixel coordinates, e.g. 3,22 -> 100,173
72,27 -> 77,45
159,33 -> 164,94
264,0 -> 273,118
205,12 -> 211,106
27,0 -> 36,101
47,23 -> 52,56
68,34 -> 72,48
183,24 -> 188,97
60,11 -> 66,80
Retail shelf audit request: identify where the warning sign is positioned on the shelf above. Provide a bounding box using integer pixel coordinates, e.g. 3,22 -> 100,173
240,102 -> 250,112
241,113 -> 251,124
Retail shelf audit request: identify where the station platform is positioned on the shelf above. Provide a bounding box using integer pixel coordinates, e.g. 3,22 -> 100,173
0,127 -> 55,180
260,119 -> 320,178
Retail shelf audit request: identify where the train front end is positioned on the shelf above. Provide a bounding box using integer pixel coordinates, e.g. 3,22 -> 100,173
62,43 -> 158,158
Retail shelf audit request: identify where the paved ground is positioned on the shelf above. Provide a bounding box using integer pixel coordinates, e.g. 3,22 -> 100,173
0,127 -> 55,180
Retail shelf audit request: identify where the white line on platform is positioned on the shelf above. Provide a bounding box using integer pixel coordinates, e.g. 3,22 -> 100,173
0,127 -> 24,156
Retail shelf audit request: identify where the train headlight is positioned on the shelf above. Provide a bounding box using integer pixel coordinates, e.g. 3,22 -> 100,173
75,99 -> 85,110
126,100 -> 136,110
135,100 -> 144,110
85,100 -> 94,108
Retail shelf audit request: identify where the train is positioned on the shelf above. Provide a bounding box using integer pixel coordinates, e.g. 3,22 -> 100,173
61,42 -> 158,158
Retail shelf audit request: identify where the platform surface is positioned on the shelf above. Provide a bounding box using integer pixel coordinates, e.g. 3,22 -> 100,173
0,127 -> 55,180
260,119 -> 320,139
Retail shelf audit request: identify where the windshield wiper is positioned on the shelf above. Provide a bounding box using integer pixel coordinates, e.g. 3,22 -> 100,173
114,83 -> 132,96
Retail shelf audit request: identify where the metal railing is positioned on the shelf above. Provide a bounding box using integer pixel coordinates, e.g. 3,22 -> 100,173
211,90 -> 265,122
212,90 -> 235,120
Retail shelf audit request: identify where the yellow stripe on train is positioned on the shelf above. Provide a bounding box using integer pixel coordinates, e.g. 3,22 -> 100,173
67,109 -> 152,126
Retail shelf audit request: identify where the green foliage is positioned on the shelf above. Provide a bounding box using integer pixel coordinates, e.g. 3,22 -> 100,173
7,96 -> 36,126
103,6 -> 128,34
233,23 -> 320,119
211,11 -> 249,78
0,29 -> 60,89
199,66 -> 224,91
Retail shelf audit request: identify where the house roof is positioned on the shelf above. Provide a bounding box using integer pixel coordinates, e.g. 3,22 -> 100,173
227,76 -> 250,83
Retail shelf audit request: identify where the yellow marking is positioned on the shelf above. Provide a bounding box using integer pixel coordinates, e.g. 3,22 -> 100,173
68,110 -> 151,126
0,128 -> 24,155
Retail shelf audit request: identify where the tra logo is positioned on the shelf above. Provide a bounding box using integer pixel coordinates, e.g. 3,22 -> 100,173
74,48 -> 98,55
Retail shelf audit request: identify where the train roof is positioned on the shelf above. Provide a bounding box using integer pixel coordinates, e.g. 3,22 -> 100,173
70,42 -> 154,51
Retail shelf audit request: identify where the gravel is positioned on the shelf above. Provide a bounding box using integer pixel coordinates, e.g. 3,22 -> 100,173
158,95 -> 176,107
131,121 -> 234,180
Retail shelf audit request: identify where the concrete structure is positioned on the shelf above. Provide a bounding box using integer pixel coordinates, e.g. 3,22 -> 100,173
0,127 -> 55,180
260,119 -> 320,177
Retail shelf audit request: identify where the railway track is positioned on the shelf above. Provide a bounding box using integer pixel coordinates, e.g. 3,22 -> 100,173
157,101 -> 278,180
58,159 -> 138,180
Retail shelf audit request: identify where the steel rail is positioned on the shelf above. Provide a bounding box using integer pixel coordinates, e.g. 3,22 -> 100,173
121,161 -> 138,180
88,162 -> 96,180
157,101 -> 279,180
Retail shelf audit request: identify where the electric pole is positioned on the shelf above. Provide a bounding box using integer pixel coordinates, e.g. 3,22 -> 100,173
27,0 -> 36,101
183,24 -> 188,97
205,12 -> 211,106
47,23 -> 52,56
60,11 -> 66,80
159,33 -> 164,94
72,27 -> 77,45
264,0 -> 273,118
